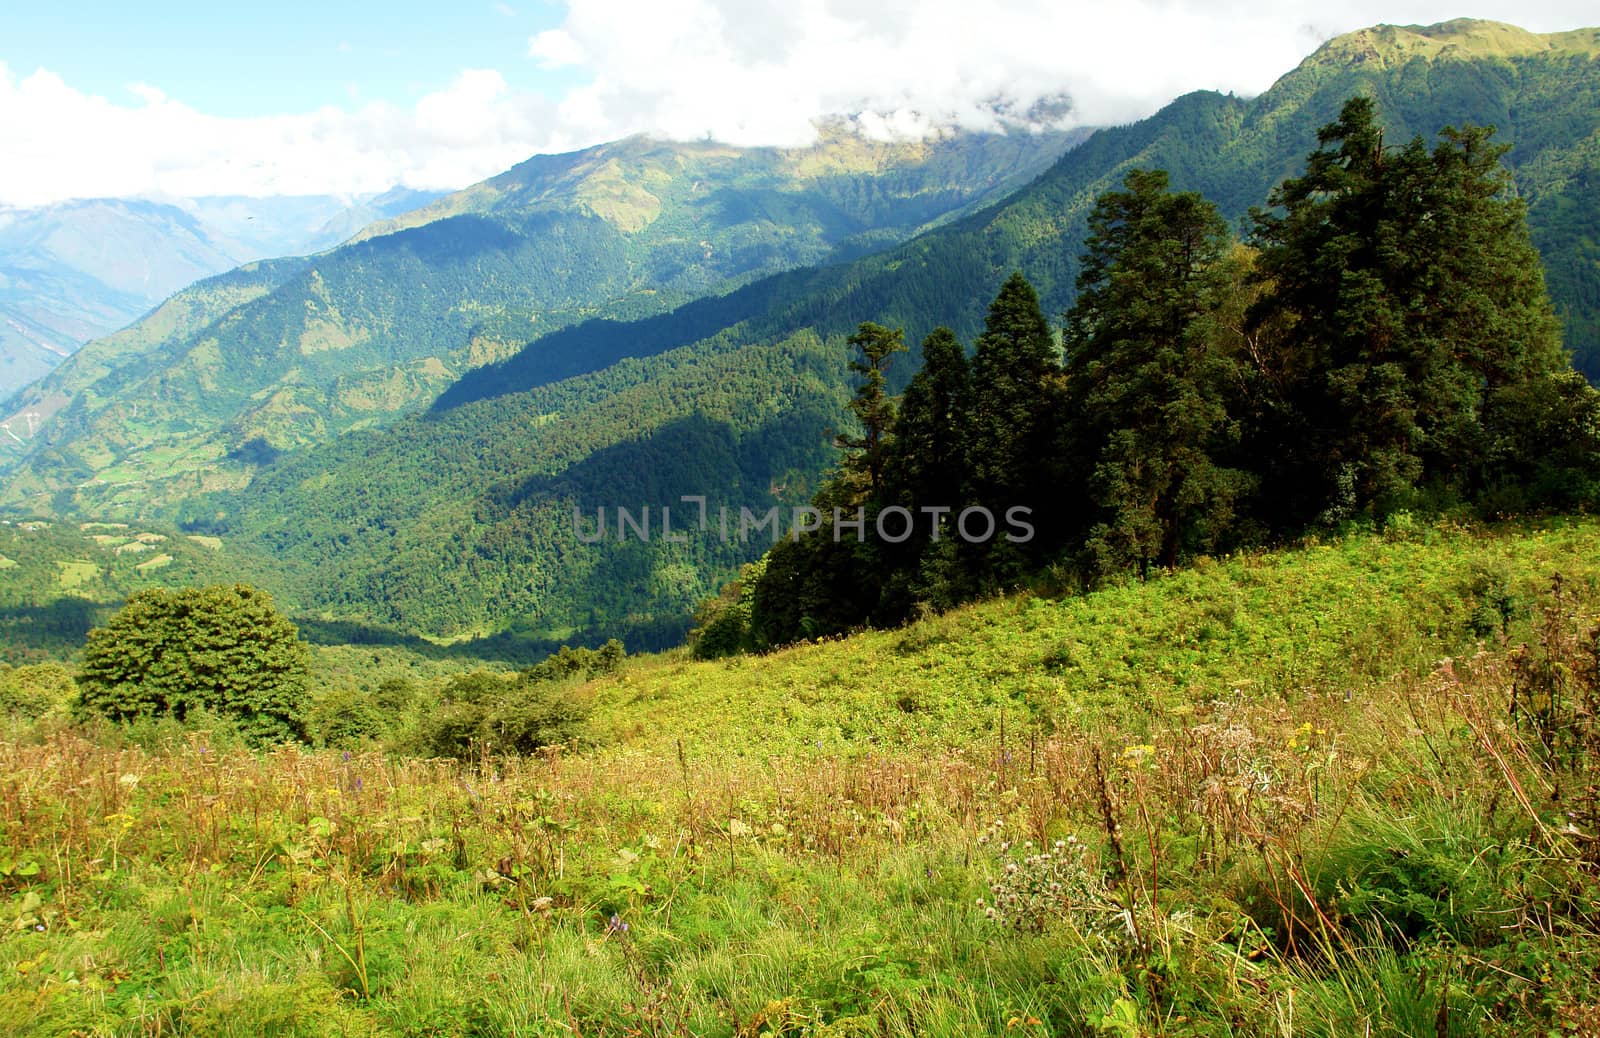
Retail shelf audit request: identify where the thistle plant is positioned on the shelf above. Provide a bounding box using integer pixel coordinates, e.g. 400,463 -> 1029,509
975,820 -> 1127,938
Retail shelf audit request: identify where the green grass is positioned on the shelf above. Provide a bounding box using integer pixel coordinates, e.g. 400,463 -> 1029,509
2,518 -> 1599,1035
586,518 -> 1600,753
53,560 -> 98,589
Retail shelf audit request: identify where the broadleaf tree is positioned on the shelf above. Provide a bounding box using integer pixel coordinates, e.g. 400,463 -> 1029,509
76,584 -> 311,744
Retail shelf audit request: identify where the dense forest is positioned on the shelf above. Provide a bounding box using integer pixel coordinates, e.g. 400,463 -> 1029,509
697,97 -> 1600,652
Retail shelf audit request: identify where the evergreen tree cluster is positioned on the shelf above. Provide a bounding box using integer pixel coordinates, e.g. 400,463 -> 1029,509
697,98 -> 1600,654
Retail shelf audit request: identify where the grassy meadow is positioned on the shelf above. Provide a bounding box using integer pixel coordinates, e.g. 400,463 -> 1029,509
3,518 -> 1600,1035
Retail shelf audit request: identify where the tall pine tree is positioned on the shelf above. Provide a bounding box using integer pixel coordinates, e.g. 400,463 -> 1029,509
881,326 -> 978,612
884,326 -> 973,512
836,322 -> 907,497
1249,96 -> 1568,522
1063,169 -> 1251,575
969,273 -> 1062,570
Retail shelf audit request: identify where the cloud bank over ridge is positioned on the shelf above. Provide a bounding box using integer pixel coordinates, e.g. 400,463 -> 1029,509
2,0 -> 1594,205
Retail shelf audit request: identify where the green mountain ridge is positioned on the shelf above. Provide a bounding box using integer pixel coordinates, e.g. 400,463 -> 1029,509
167,17 -> 1600,650
5,18 -> 1599,653
0,191 -> 444,401
0,125 -> 1082,509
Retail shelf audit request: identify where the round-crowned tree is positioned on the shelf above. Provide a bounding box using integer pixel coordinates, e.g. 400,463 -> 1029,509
77,584 -> 311,743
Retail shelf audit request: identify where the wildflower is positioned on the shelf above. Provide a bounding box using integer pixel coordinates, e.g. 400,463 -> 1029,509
607,912 -> 629,935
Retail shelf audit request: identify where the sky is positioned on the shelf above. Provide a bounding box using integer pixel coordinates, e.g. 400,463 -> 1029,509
1,1 -> 1595,207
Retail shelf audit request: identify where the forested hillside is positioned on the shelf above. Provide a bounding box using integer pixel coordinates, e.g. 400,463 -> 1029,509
156,20 -> 1600,650
0,126 -> 1079,512
0,191 -> 443,400
0,518 -> 238,663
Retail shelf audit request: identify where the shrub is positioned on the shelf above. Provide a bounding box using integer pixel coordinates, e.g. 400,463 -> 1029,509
0,663 -> 77,720
411,668 -> 590,758
690,560 -> 765,659
309,687 -> 393,748
75,584 -> 311,744
523,639 -> 626,681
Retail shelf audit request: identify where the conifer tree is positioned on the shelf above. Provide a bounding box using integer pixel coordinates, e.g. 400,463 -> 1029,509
1063,169 -> 1251,574
969,273 -> 1060,536
836,321 -> 906,497
884,327 -> 973,511
1249,96 -> 1567,521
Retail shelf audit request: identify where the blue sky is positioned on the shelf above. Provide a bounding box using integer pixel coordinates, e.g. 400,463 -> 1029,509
0,1 -> 582,115
1,1 -> 1595,206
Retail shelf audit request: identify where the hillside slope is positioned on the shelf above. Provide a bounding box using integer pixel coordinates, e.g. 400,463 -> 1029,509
0,192 -> 441,400
167,19 -> 1600,648
6,522 -> 1600,1037
579,517 -> 1600,751
0,125 -> 1080,505
0,516 -> 240,663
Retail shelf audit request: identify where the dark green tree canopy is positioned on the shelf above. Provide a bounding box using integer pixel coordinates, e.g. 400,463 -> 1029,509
837,321 -> 907,496
1064,168 -> 1251,574
1249,95 -> 1568,519
974,272 -> 1058,383
76,584 -> 311,744
969,272 -> 1062,524
884,326 -> 973,511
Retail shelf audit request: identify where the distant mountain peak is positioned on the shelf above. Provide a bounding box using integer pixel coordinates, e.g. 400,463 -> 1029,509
350,122 -> 1083,242
1305,19 -> 1600,72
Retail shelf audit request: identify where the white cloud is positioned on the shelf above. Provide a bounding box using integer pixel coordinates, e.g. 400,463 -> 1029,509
1,1 -> 1594,206
528,29 -> 586,68
526,0 -> 1598,147
0,63 -> 553,206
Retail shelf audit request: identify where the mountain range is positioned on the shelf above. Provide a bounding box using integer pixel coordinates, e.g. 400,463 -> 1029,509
0,189 -> 442,400
0,124 -> 1082,507
2,18 -> 1598,654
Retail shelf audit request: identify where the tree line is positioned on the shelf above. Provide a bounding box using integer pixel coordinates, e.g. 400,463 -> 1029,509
695,97 -> 1600,654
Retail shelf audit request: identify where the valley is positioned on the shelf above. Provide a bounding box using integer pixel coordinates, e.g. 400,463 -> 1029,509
3,15 -> 1600,1036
